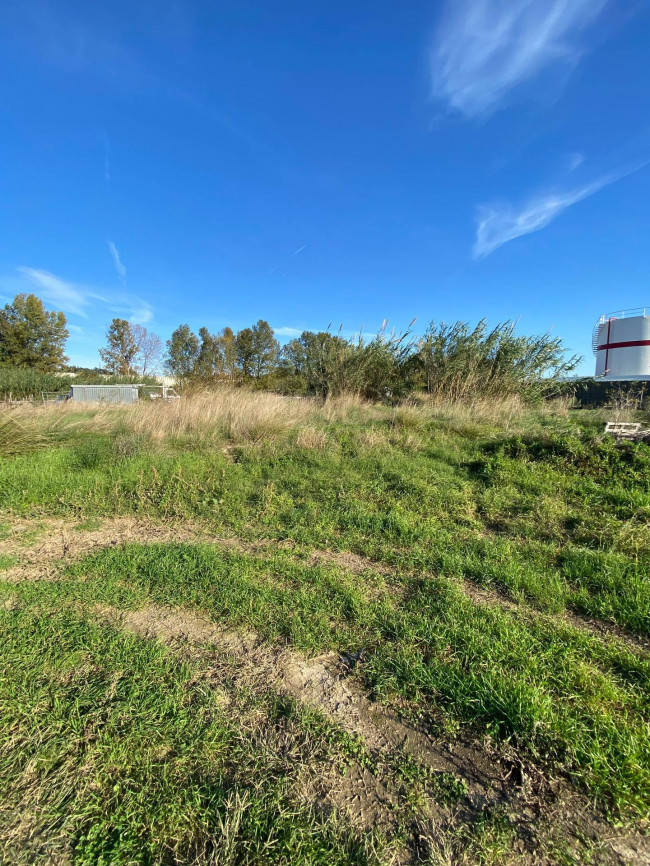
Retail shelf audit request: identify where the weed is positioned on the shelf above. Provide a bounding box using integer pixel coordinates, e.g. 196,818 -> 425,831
69,437 -> 112,470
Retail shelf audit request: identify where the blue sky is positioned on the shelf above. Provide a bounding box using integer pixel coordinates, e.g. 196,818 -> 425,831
1,0 -> 649,374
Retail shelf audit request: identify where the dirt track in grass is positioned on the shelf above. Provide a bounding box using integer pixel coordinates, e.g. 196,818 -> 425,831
93,601 -> 648,865
1,516 -> 648,655
2,517 -> 649,862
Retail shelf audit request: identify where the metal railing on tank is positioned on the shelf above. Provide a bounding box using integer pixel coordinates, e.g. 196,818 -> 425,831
599,307 -> 649,323
593,308 -> 650,355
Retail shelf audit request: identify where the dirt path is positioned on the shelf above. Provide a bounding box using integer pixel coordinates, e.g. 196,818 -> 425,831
95,605 -> 650,864
98,603 -> 493,778
0,517 -> 260,582
2,517 -> 648,862
94,601 -> 647,865
2,516 -> 648,655
94,603 -> 461,841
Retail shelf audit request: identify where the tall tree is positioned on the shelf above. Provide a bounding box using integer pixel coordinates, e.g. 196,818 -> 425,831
280,337 -> 307,377
99,319 -> 139,375
131,324 -> 162,376
196,327 -> 224,379
217,327 -> 238,379
165,324 -> 200,378
235,327 -> 255,379
281,330 -> 349,398
248,319 -> 279,380
0,293 -> 68,371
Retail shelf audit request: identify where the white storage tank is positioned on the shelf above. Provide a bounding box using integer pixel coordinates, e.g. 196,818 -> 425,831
593,309 -> 650,380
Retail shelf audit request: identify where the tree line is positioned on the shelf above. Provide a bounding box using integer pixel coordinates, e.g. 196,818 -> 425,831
164,318 -> 580,401
0,292 -> 581,402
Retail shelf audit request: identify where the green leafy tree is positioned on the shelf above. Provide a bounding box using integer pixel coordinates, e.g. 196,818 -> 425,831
236,320 -> 280,381
165,324 -> 200,379
279,325 -> 416,401
235,327 -> 255,379
252,320 -> 280,380
280,330 -> 350,398
99,319 -> 139,375
280,337 -> 307,376
0,293 -> 68,371
195,328 -> 224,379
217,327 -> 238,379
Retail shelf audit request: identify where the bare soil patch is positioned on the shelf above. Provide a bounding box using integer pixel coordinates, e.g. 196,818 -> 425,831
308,548 -> 396,576
0,517 -> 256,583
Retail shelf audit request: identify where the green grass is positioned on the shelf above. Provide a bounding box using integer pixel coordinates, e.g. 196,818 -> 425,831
1,401 -> 649,860
0,412 -> 648,635
0,554 -> 17,571
0,604 -> 378,865
6,541 -> 650,819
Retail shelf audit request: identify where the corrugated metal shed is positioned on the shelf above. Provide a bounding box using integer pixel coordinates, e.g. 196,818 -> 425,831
69,385 -> 139,404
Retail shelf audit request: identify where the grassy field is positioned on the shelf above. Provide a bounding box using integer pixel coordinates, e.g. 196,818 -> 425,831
1,391 -> 649,864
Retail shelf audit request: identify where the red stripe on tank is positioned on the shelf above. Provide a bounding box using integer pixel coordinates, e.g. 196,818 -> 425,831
597,340 -> 650,351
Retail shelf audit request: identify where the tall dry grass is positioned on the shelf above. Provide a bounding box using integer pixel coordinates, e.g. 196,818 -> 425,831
0,403 -> 98,455
4,390 -> 323,438
403,393 -> 525,426
1,387 -> 582,455
126,389 -> 316,443
0,415 -> 46,455
2,390 -> 320,450
320,392 -> 378,422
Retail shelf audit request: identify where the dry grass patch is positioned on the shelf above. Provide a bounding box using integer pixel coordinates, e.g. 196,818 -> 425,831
359,430 -> 391,449
2,388 -> 320,447
296,427 -> 330,449
128,389 -> 316,443
321,393 -> 381,423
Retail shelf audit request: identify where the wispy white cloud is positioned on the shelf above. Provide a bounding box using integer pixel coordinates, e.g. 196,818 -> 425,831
431,0 -> 608,118
273,326 -> 303,337
4,267 -> 152,324
125,306 -> 153,325
292,245 -> 307,256
473,163 -> 646,258
108,241 -> 127,286
16,267 -> 100,317
568,151 -> 584,171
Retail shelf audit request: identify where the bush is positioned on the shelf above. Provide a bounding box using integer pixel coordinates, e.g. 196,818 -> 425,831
416,320 -> 580,402
0,366 -> 73,400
